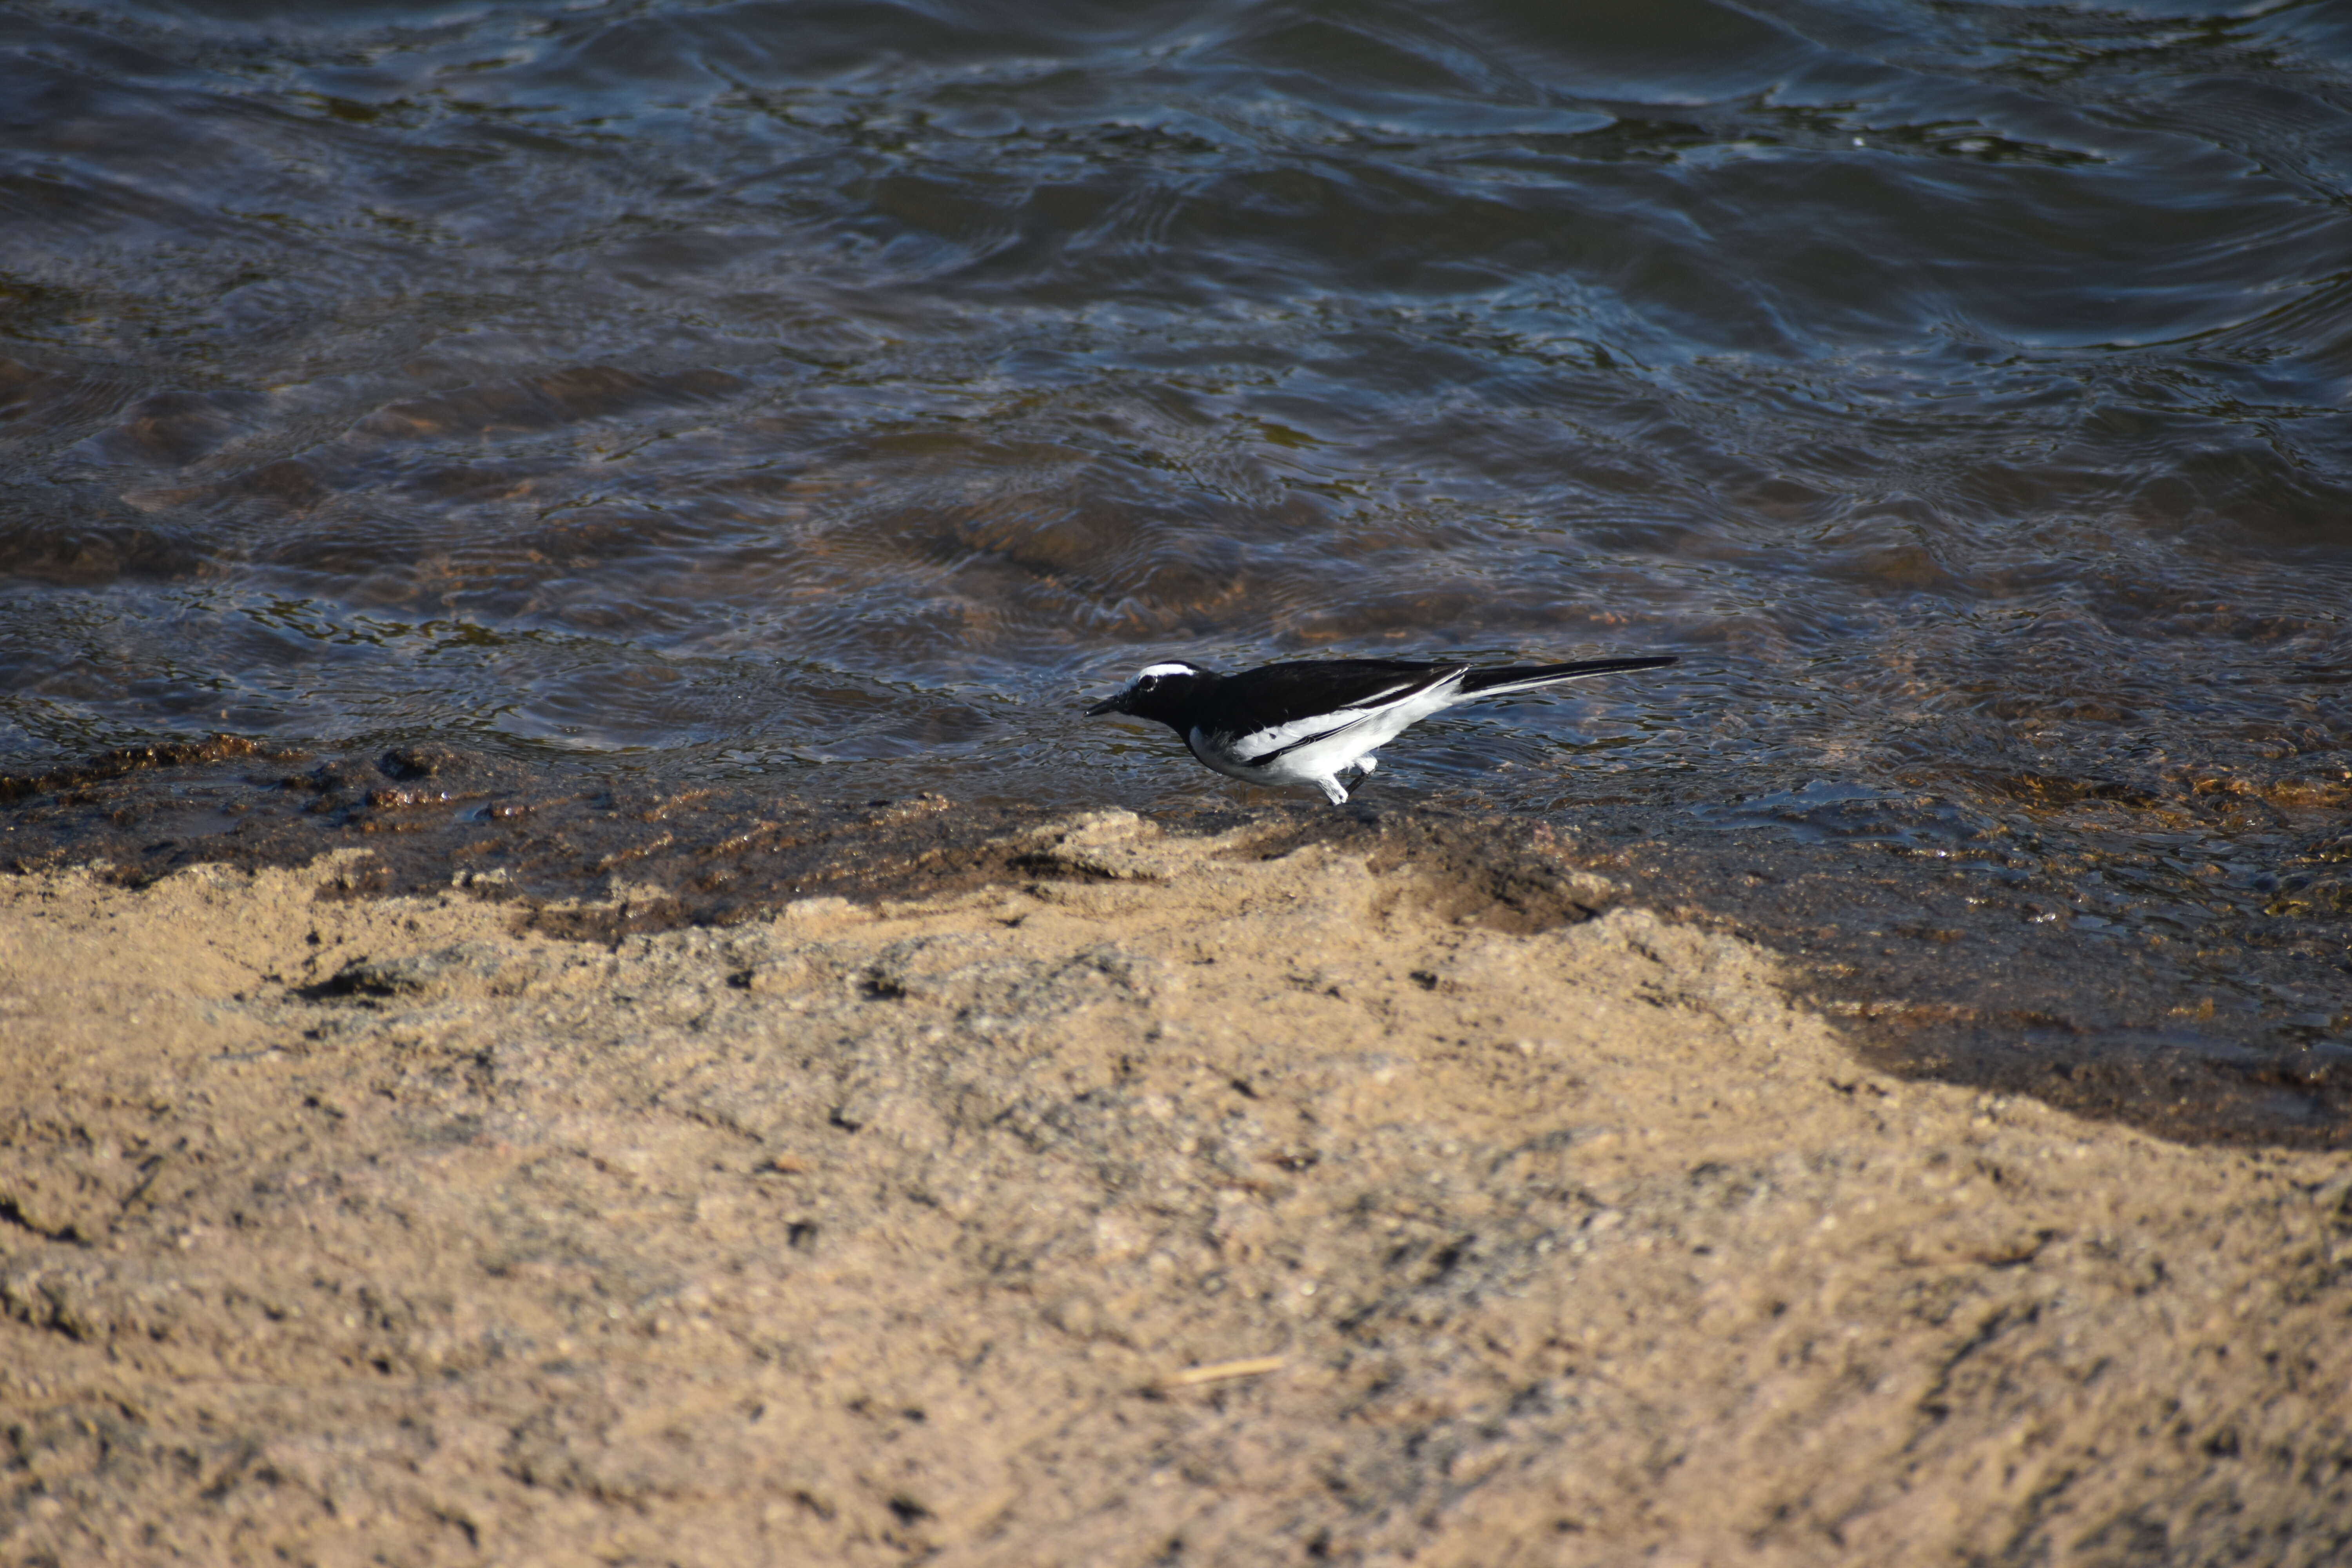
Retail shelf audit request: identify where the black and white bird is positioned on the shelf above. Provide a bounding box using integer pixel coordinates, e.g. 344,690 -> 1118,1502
1086,653 -> 1677,804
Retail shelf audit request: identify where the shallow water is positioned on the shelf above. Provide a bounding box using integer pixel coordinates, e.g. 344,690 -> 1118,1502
3,2 -> 2348,1056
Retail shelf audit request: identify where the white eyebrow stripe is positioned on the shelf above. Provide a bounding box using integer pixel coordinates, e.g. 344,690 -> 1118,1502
1136,662 -> 1197,679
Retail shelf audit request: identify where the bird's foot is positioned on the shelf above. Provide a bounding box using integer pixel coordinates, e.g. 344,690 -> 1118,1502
1354,755 -> 1379,775
1316,775 -> 1350,805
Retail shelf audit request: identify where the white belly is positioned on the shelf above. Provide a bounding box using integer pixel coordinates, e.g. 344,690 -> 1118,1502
1187,703 -> 1428,789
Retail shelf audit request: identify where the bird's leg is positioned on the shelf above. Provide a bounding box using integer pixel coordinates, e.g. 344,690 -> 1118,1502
1354,755 -> 1379,775
1316,775 -> 1350,805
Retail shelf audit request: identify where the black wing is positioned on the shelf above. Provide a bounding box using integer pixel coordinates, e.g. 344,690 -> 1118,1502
1214,660 -> 1468,735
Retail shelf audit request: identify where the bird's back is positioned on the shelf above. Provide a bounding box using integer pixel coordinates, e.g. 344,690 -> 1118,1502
1203,659 -> 1467,736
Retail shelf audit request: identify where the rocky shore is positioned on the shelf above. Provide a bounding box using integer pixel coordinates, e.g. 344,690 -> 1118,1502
3,810 -> 2348,1566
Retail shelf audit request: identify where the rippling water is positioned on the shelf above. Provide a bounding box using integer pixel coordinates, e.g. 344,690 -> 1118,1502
4,1 -> 2349,1046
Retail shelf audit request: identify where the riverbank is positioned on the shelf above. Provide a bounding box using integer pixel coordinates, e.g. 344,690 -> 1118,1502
3,809 -> 2346,1565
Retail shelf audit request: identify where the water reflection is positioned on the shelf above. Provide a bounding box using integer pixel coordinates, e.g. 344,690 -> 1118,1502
0,0 -> 2347,1051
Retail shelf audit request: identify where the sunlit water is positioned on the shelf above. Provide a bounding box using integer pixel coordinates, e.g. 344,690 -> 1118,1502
3,1 -> 2348,1046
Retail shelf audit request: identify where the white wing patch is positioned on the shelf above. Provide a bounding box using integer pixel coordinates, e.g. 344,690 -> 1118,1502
1136,661 -> 1199,679
1332,677 -> 1421,708
1228,669 -> 1468,765
1230,708 -> 1370,765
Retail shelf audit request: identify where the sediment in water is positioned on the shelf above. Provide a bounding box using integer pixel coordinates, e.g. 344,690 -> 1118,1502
5,740 -> 2345,1146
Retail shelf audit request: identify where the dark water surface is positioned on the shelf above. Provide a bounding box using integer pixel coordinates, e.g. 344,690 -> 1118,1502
4,1 -> 2350,1125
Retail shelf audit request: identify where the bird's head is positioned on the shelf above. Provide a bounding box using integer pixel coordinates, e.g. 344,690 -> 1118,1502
1086,661 -> 1212,724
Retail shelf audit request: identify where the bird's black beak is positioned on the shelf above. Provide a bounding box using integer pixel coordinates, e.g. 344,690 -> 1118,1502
1085,695 -> 1125,717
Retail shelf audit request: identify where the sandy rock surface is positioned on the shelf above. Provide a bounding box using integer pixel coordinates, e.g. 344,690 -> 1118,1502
2,812 -> 2347,1566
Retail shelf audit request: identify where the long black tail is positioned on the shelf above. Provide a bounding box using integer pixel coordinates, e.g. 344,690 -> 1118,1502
1459,655 -> 1678,700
